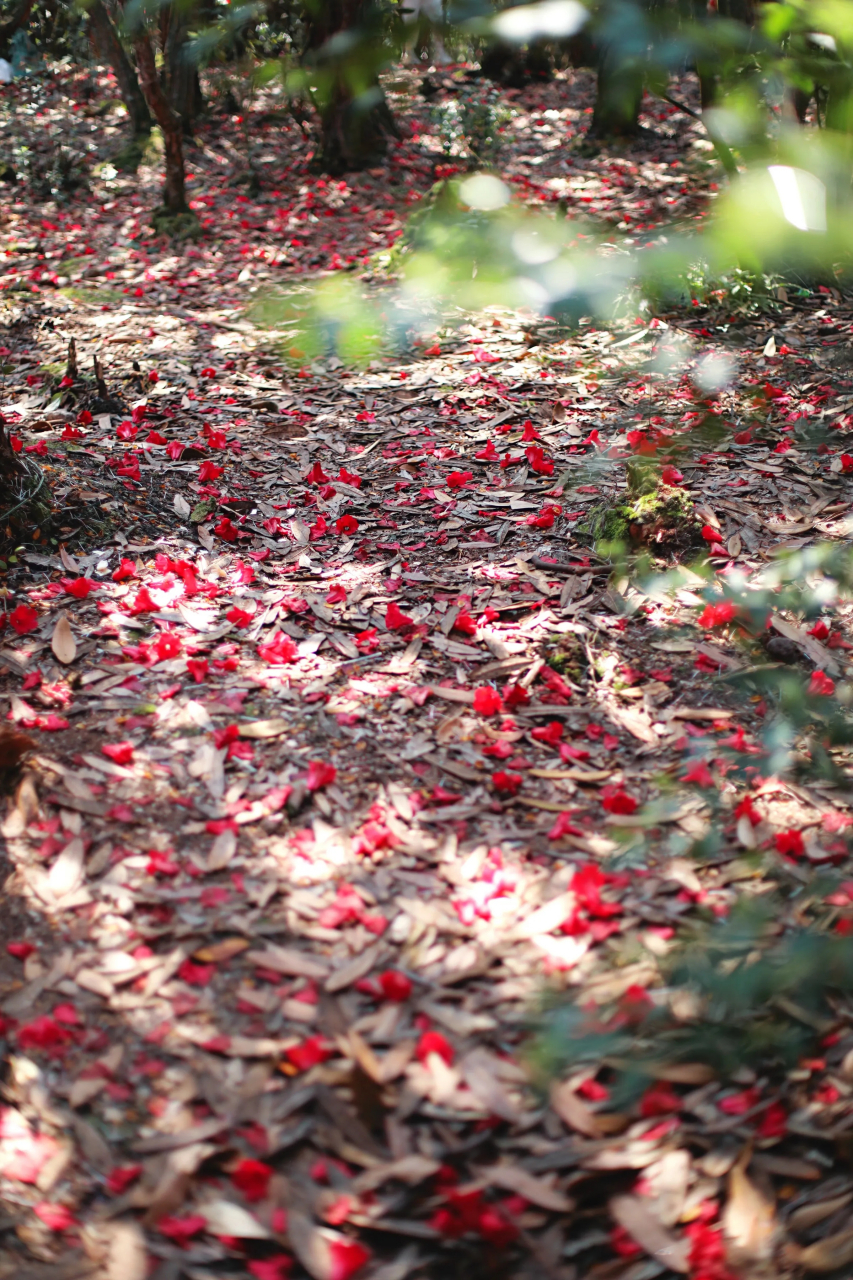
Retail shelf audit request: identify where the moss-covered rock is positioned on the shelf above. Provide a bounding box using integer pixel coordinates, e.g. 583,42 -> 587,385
582,483 -> 700,552
150,208 -> 202,240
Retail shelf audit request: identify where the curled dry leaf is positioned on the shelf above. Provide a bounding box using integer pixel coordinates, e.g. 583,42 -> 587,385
609,1194 -> 690,1273
723,1149 -> 779,1265
50,612 -> 76,664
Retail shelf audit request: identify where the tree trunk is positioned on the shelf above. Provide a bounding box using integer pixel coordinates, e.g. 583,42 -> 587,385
89,0 -> 152,137
134,32 -> 188,213
302,0 -> 397,174
163,5 -> 204,136
0,0 -> 34,57
590,50 -> 643,136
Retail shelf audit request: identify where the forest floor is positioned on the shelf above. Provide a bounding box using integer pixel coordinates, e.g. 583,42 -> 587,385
0,55 -> 852,1280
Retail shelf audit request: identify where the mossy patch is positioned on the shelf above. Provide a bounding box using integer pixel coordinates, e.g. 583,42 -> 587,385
150,208 -> 202,240
112,134 -> 151,174
581,483 -> 700,553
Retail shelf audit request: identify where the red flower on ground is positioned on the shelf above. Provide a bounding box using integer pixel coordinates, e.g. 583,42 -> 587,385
809,670 -> 835,696
385,601 -> 413,630
697,600 -> 736,628
417,1030 -> 454,1065
601,786 -> 638,815
492,770 -> 522,796
379,970 -> 413,1001
305,760 -> 336,791
231,1157 -> 273,1202
287,1036 -> 333,1072
9,604 -> 39,635
473,686 -> 503,715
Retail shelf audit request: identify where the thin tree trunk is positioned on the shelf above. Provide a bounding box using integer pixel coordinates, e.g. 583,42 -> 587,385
133,31 -> 188,213
303,0 -> 397,174
164,5 -> 204,136
89,0 -> 152,137
590,51 -> 643,136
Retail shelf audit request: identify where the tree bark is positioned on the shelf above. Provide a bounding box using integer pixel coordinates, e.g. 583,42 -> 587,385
590,50 -> 643,136
163,4 -> 204,135
302,0 -> 397,174
133,31 -> 188,213
0,0 -> 34,57
89,0 -> 152,137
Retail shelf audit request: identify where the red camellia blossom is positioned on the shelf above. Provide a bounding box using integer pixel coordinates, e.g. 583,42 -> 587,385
640,1083 -> 682,1116
525,445 -> 554,475
328,1238 -> 371,1280
417,1030 -> 454,1065
106,1164 -> 143,1195
178,960 -> 215,986
336,514 -> 359,535
385,601 -> 413,630
379,970 -> 413,1002
475,440 -> 499,460
214,517 -> 238,542
8,604 -> 39,635
286,1036 -> 333,1072
62,577 -> 95,598
697,600 -> 736,628
502,682 -> 530,709
248,1257 -> 293,1280
305,760 -> 336,791
807,620 -> 830,640
775,829 -> 805,858
492,770 -> 522,796
198,461 -> 224,481
17,1016 -> 70,1053
112,557 -> 138,581
154,632 -> 182,661
231,1157 -> 273,1202
186,657 -> 209,683
527,503 -> 562,529
809,670 -> 835,696
701,525 -> 724,543
226,606 -> 254,628
158,1215 -> 207,1246
257,633 -> 298,664
445,470 -> 473,489
473,686 -> 503,715
532,720 -> 563,745
102,742 -> 134,766
33,1202 -> 76,1231
661,465 -> 684,485
601,785 -> 638,815
683,761 -> 715,787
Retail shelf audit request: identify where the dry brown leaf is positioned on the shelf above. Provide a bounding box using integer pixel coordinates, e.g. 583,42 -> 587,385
324,941 -> 386,993
352,1155 -> 441,1194
609,1194 -> 690,1272
238,718 -> 290,739
245,946 -> 330,980
723,1149 -> 778,1265
481,1163 -> 574,1212
193,937 -> 249,963
51,613 -> 76,665
787,1191 -> 853,1233
461,1048 -> 521,1122
47,837 -> 85,898
550,1080 -> 604,1137
796,1226 -> 853,1273
513,891 -> 576,940
199,1199 -> 270,1239
103,1221 -> 147,1280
